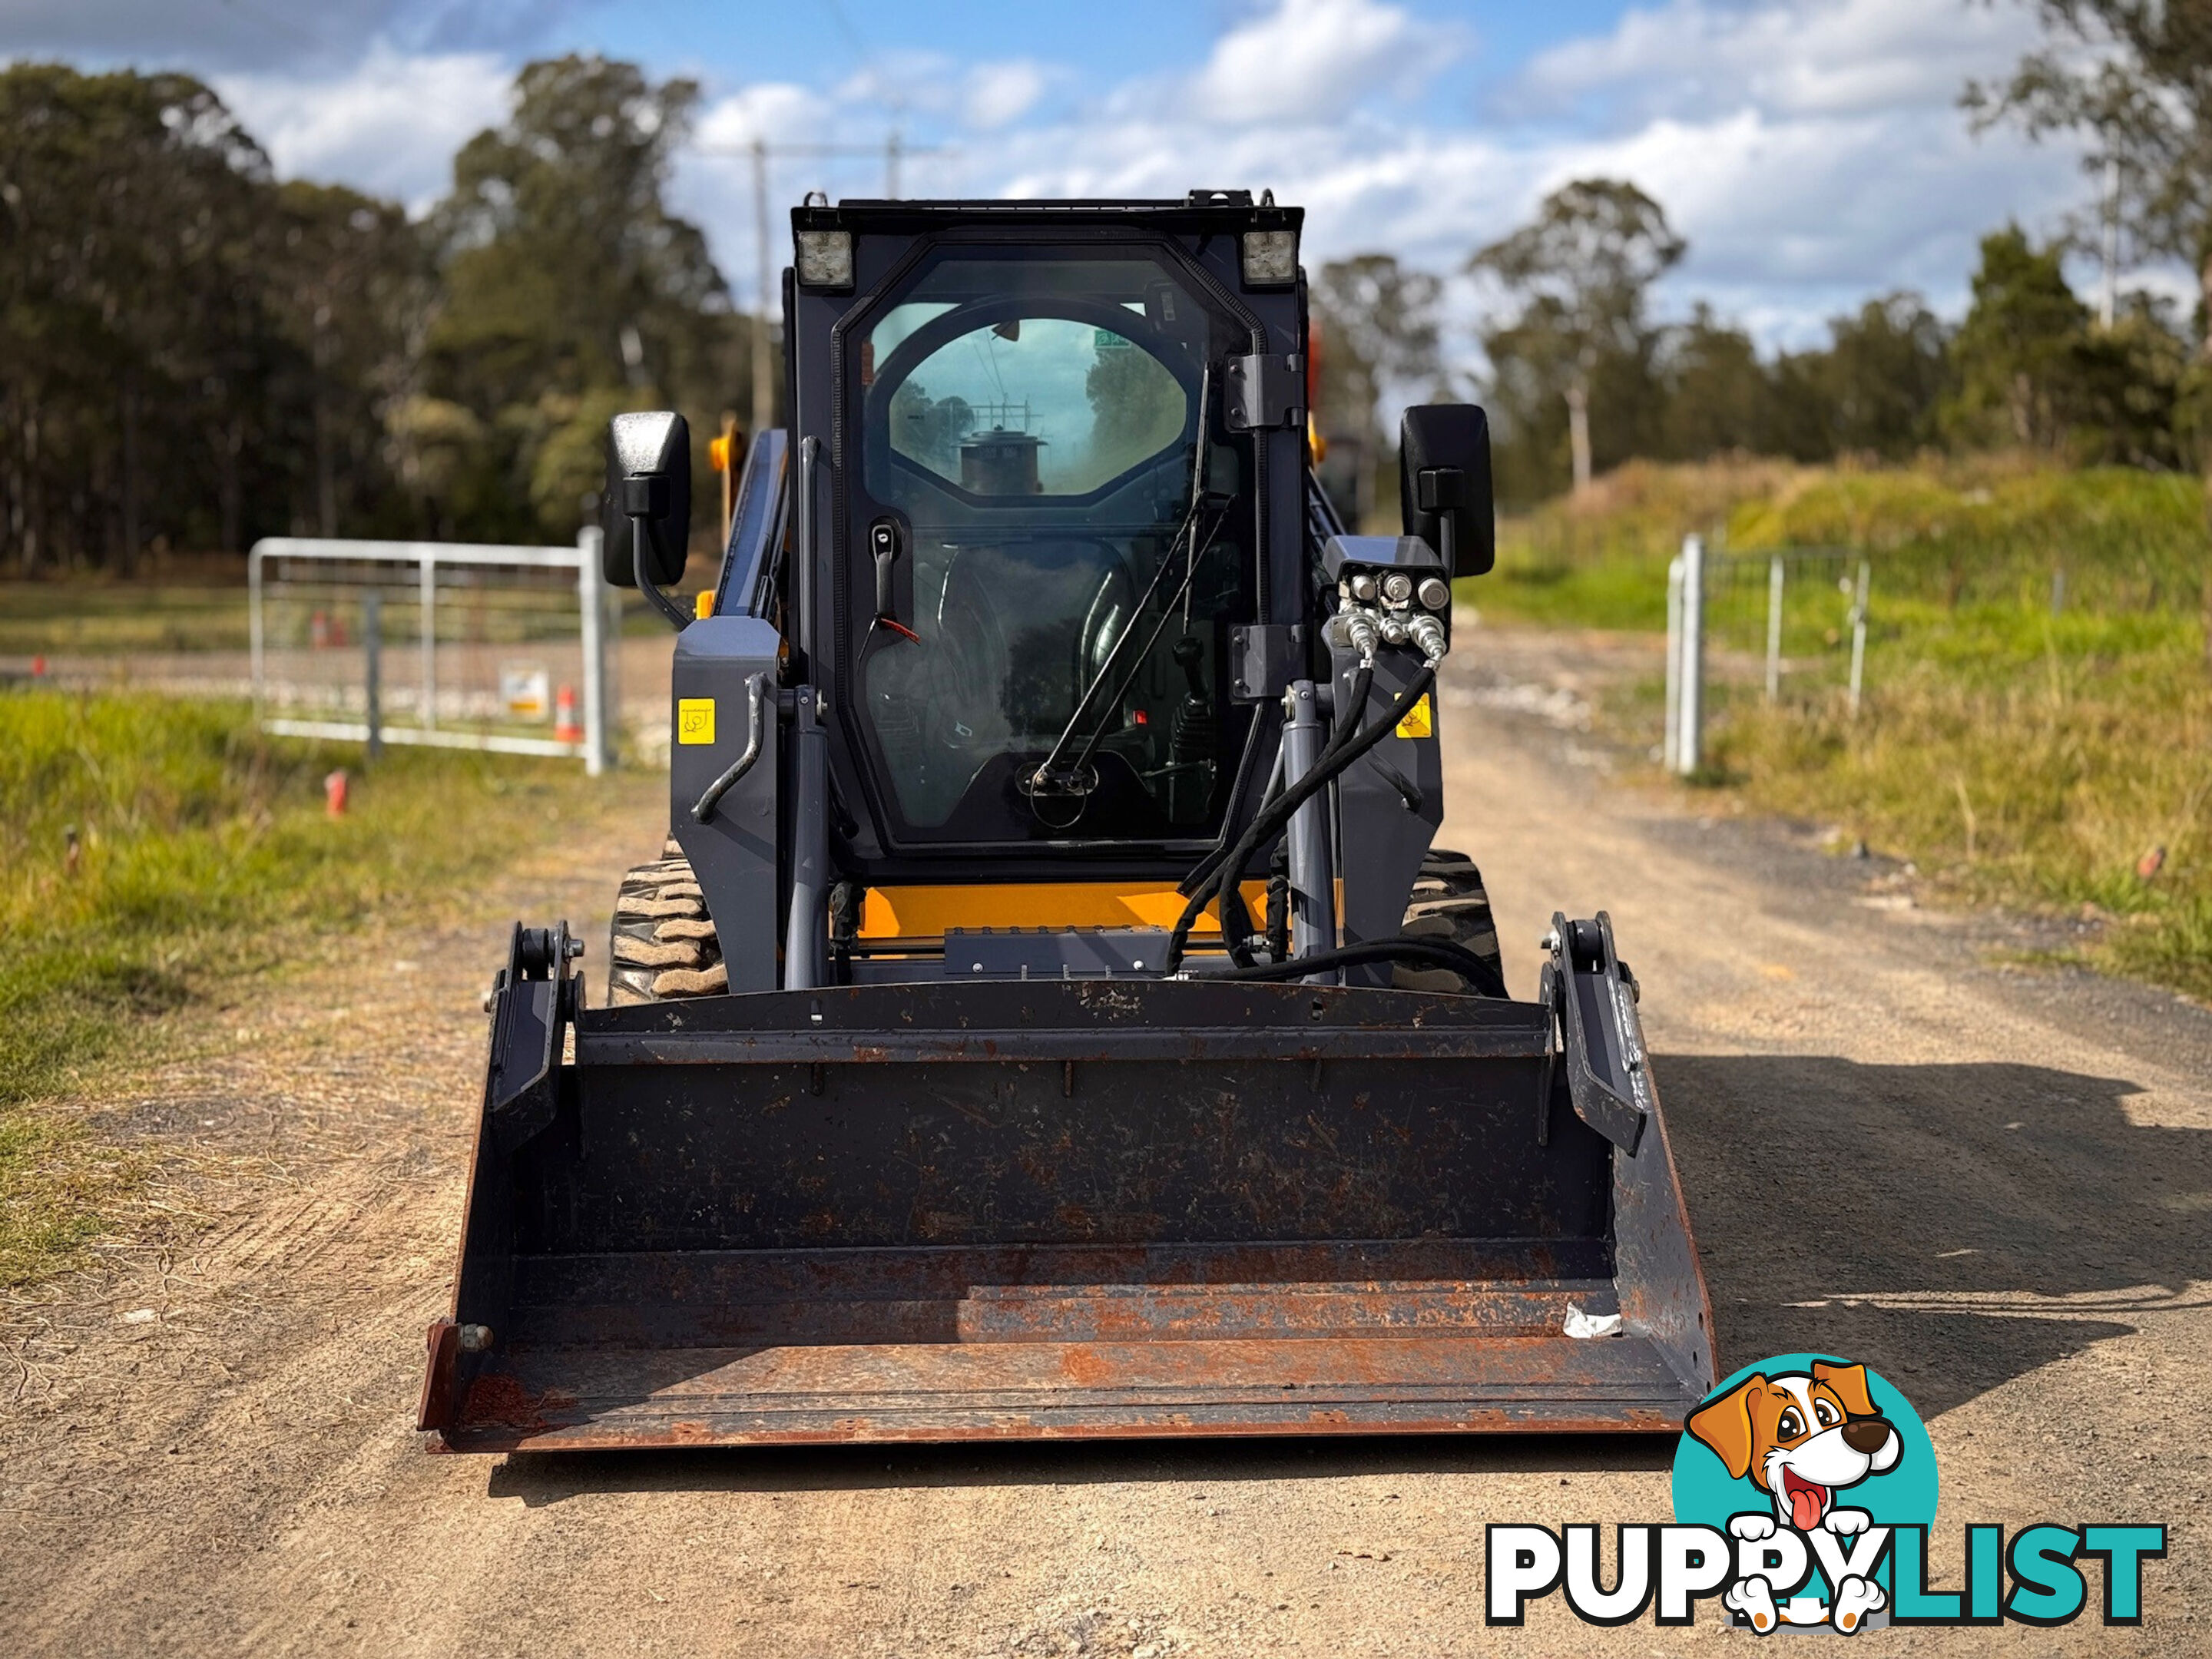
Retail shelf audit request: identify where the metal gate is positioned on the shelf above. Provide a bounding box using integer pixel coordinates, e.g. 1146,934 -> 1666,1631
247,531 -> 618,773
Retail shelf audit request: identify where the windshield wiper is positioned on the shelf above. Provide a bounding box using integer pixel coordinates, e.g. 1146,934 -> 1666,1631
1055,499 -> 1230,787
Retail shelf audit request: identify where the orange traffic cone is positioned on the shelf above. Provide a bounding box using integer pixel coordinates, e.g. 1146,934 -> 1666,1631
326,769 -> 349,816
554,684 -> 582,743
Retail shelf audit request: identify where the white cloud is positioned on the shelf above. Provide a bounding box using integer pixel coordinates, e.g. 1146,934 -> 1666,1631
965,61 -> 1051,130
1193,0 -> 1444,125
694,82 -> 836,149
1515,0 -> 2041,122
214,41 -> 508,211
980,0 -> 2091,346
185,0 -> 2113,353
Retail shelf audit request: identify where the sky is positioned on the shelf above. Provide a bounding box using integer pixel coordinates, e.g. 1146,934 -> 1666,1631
2,0 -> 2126,357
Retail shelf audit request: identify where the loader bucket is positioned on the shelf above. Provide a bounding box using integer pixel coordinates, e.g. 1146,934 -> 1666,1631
421,919 -> 1714,1451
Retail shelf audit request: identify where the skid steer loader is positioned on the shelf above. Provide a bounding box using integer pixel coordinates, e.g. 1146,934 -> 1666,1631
418,192 -> 1714,1451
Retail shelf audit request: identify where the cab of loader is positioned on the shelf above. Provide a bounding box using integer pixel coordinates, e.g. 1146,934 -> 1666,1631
605,190 -> 1494,994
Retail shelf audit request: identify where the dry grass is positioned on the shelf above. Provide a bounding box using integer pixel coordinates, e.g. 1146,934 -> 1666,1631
0,686 -> 616,1284
1474,456 -> 2212,1002
1714,608 -> 2212,997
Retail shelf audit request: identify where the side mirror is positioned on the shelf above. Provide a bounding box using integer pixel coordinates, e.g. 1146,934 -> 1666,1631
1399,404 -> 1495,578
601,411 -> 692,589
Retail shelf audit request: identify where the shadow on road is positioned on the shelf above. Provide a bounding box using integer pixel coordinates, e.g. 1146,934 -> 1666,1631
484,1055 -> 2203,1504
485,1431 -> 1674,1505
1660,1054 -> 2204,1419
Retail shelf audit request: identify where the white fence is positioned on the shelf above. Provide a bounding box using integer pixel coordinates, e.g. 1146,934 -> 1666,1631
1666,536 -> 1871,777
248,530 -> 618,774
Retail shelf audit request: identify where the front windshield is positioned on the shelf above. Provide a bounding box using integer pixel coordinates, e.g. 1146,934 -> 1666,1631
853,250 -> 1254,845
879,313 -> 1188,495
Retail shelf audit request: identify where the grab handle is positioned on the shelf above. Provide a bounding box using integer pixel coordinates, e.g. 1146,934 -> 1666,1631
690,671 -> 770,823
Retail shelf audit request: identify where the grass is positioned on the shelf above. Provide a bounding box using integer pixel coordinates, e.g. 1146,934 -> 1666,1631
1469,455 -> 2212,1002
0,571 -> 668,660
1475,453 -> 2211,630
0,685 -> 611,1284
0,580 -> 252,656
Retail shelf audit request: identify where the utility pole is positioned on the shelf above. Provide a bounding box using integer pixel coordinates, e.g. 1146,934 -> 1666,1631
751,137 -> 773,439
2100,156 -> 2120,329
707,133 -> 952,438
876,129 -> 949,198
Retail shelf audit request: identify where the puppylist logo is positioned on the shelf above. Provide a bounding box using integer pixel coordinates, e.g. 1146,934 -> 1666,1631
1488,1353 -> 2166,1633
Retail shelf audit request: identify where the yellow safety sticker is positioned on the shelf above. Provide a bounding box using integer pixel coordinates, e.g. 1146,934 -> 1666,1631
1395,694 -> 1434,740
677,697 -> 716,745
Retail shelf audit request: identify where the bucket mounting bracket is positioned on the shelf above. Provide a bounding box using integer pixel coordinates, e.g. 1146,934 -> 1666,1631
1544,912 -> 1649,1155
485,921 -> 578,1156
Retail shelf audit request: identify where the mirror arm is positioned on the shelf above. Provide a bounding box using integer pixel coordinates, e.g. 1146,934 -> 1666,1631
1416,464 -> 1467,578
632,513 -> 691,631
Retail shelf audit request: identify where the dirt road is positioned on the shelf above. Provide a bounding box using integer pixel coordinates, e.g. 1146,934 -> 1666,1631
4,625 -> 2205,1654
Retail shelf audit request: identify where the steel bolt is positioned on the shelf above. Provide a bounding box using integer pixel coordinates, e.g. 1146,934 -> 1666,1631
1382,571 -> 1414,604
1541,929 -> 1561,952
1349,573 -> 1379,602
457,1323 -> 495,1353
565,936 -> 585,959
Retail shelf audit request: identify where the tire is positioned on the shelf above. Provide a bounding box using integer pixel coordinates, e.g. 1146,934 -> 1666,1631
1394,847 -> 1505,995
607,839 -> 727,1005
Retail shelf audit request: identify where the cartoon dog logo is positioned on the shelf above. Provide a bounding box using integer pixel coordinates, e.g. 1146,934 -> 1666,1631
1687,1360 -> 1902,1633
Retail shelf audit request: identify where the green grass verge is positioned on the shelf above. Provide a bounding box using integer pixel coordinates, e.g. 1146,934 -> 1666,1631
0,685 -> 612,1284
1467,457 -> 2212,1002
0,581 -> 252,656
1471,454 -> 2211,632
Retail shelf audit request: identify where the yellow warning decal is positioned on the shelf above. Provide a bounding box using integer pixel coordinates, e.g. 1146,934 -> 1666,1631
677,698 -> 716,745
1395,694 -> 1434,740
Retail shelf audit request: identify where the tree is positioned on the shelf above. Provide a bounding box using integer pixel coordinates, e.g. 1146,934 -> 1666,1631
1965,3 -> 2212,355
1085,337 -> 1186,482
268,183 -> 425,537
0,64 -> 290,567
1657,306 -> 1770,460
1471,179 -> 1684,493
1941,226 -> 2096,451
1808,293 -> 1952,459
1310,254 -> 1444,523
0,55 -> 761,568
425,55 -> 741,539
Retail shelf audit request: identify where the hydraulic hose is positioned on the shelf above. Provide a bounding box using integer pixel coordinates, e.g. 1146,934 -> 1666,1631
1164,661 -> 1436,973
1174,665 -> 1362,914
1321,663 -> 1374,763
1208,935 -> 1508,999
1178,720 -> 1286,907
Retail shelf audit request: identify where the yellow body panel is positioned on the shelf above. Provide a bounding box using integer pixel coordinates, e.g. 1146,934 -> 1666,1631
859,882 -> 1271,942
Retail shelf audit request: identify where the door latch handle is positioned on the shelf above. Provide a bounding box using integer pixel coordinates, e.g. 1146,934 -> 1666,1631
869,517 -> 919,643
